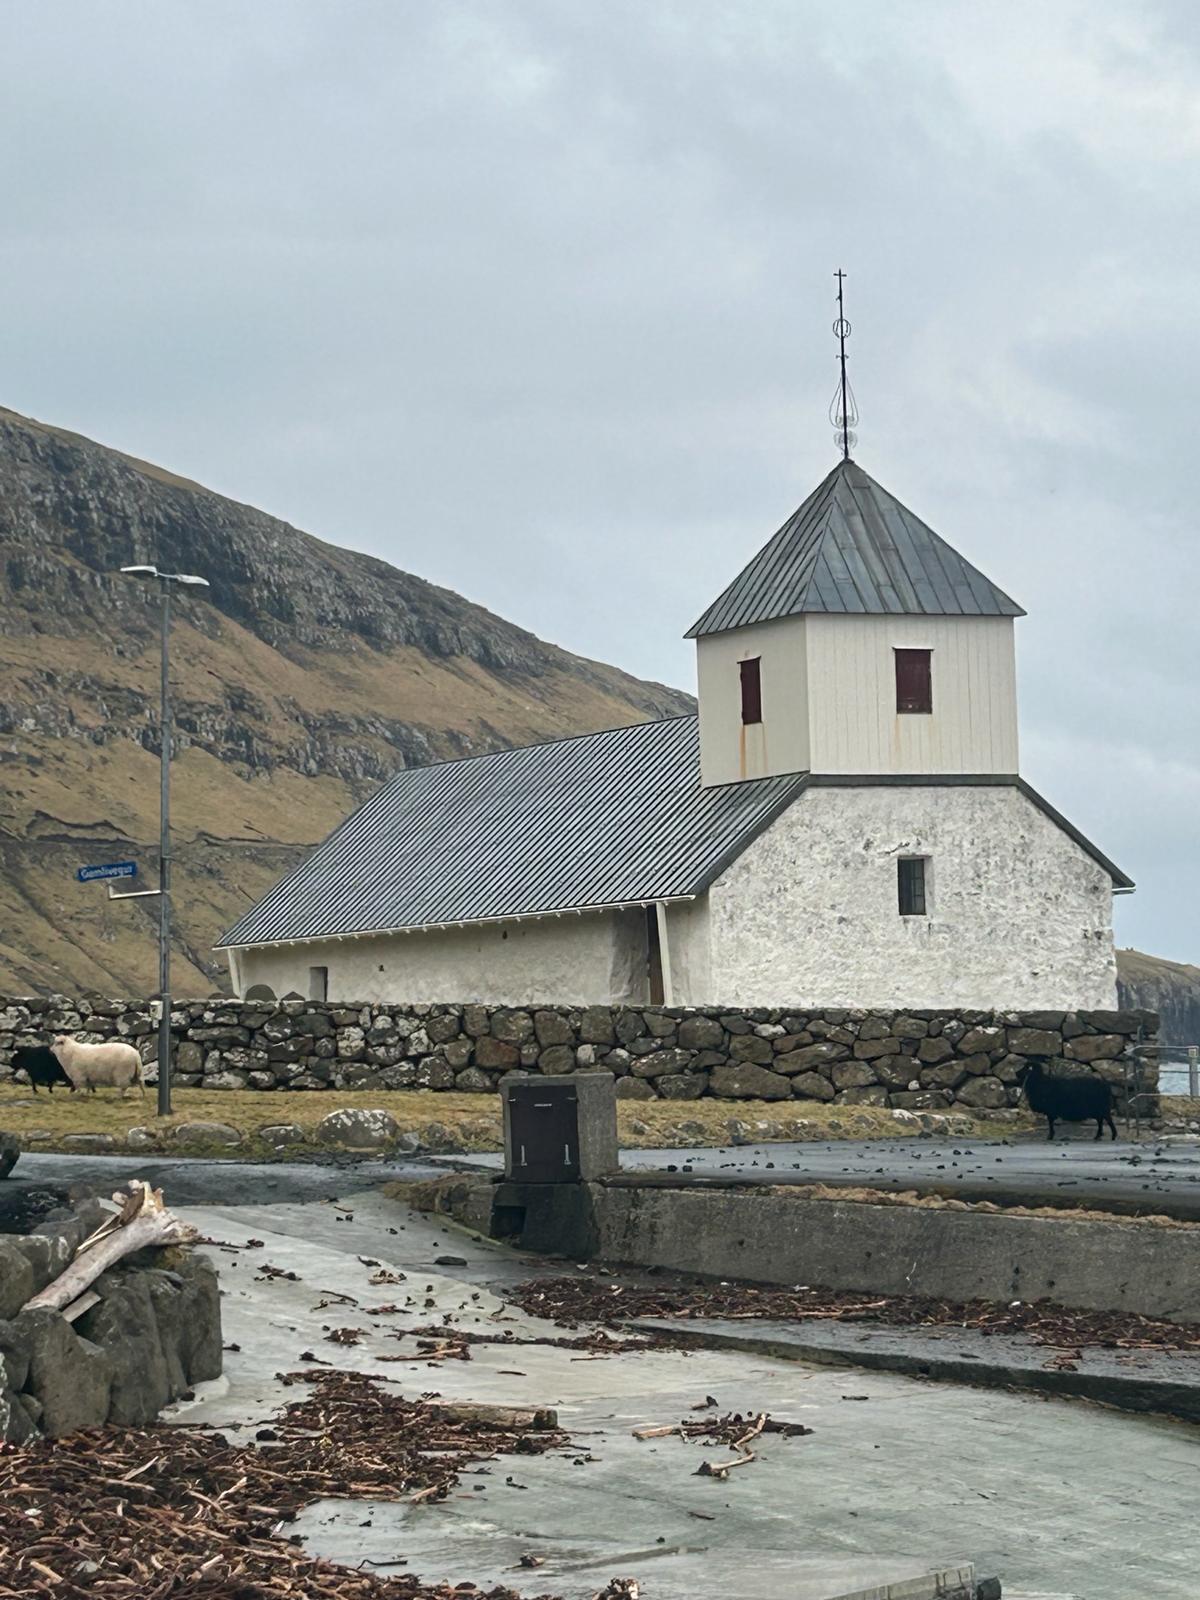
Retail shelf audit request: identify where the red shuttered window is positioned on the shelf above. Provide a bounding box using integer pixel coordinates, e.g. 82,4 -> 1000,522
740,658 -> 762,725
895,648 -> 932,714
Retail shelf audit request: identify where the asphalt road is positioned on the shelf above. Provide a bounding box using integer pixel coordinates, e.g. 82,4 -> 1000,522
11,1131 -> 1200,1219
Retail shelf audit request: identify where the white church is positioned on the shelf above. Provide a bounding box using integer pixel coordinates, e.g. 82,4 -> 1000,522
219,458 -> 1131,1010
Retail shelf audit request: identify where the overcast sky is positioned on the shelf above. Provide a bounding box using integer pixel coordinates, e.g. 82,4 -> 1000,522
1,1 -> 1196,962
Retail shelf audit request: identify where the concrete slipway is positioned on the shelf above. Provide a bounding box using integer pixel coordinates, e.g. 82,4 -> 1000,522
110,1168 -> 1198,1600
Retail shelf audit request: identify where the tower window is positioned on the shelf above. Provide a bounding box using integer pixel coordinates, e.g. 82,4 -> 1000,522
739,657 -> 762,725
895,648 -> 932,714
897,858 -> 928,917
308,965 -> 328,1001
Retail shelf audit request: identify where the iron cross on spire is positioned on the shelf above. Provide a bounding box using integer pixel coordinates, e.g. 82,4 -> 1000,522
829,269 -> 859,460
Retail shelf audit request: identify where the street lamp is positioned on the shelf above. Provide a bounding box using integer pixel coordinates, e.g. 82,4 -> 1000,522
120,565 -> 210,1116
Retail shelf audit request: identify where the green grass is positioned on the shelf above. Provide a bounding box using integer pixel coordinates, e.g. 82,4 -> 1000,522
0,1083 -> 1024,1159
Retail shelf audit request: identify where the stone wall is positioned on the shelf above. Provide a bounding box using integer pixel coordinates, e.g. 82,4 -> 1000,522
0,1196 -> 221,1440
0,995 -> 1158,1113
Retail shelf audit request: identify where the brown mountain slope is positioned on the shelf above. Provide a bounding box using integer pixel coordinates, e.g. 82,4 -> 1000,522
0,406 -> 692,995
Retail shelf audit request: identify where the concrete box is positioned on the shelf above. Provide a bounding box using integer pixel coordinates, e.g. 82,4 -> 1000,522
502,1072 -> 618,1182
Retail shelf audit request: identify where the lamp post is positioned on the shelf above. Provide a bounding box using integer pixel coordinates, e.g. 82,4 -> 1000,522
120,565 -> 210,1115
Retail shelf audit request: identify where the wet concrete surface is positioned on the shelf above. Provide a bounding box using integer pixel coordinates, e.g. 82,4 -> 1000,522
144,1176 -> 1200,1600
632,1316 -> 1200,1424
446,1134 -> 1200,1217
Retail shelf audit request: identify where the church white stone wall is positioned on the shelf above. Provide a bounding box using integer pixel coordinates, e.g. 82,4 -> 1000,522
237,905 -> 650,1007
703,784 -> 1117,1010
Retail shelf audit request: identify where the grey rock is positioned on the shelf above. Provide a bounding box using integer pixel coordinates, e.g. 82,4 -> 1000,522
174,1122 -> 242,1147
21,1308 -> 113,1436
539,1045 -> 576,1074
173,1255 -> 223,1383
790,1071 -> 836,1102
678,1017 -> 725,1051
443,1038 -> 473,1069
476,1036 -> 520,1070
425,1013 -> 462,1045
832,1060 -> 877,1090
78,1274 -> 171,1425
958,1026 -> 1005,1055
614,1076 -> 654,1100
656,1073 -> 708,1100
632,1048 -> 693,1079
12,1233 -> 71,1293
956,1076 -> 1009,1110
837,1086 -> 889,1105
852,1036 -> 900,1061
454,1066 -> 492,1093
775,1042 -> 848,1073
917,1037 -> 955,1064
202,1071 -> 251,1091
491,1009 -> 533,1044
1008,1028 -> 1063,1057
709,1062 -> 791,1100
463,1004 -> 490,1038
857,1016 -> 891,1041
0,1132 -> 19,1180
0,1316 -> 32,1390
533,1010 -> 573,1047
60,1133 -> 118,1152
580,1006 -> 615,1046
729,1034 -> 774,1065
1064,1034 -> 1126,1061
126,1126 -> 157,1148
643,1012 -> 677,1039
258,1123 -> 307,1147
316,1108 -> 400,1151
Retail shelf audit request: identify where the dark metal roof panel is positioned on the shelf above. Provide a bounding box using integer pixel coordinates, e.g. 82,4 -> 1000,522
686,460 -> 1025,636
218,716 -> 808,948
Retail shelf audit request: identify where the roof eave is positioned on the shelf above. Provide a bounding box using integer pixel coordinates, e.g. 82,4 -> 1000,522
216,893 -> 701,953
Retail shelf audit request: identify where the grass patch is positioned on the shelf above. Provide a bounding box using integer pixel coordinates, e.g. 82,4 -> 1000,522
0,1083 -> 1024,1159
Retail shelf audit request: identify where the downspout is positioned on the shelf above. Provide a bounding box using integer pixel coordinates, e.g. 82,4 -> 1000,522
655,901 -> 675,1006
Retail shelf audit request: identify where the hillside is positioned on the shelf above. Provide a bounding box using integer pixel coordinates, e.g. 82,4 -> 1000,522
0,406 -> 692,995
1117,948 -> 1200,1049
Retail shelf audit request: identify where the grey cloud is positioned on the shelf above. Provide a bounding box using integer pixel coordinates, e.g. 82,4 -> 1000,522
0,0 -> 1195,957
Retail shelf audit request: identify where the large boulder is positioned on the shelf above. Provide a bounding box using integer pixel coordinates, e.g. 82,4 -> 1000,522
316,1108 -> 400,1151
21,1308 -> 113,1437
77,1274 -> 171,1425
0,1133 -> 19,1181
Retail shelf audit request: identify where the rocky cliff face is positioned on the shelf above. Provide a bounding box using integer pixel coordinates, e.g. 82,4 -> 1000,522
0,406 -> 692,995
1117,949 -> 1200,1050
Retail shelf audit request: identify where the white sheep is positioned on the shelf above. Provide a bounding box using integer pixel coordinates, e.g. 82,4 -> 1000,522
51,1034 -> 145,1097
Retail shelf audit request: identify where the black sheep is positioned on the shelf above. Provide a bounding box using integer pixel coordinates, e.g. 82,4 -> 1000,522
1019,1059 -> 1117,1141
11,1044 -> 75,1095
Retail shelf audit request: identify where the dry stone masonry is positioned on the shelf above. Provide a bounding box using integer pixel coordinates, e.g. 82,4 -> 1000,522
0,995 -> 1157,1114
0,1195 -> 221,1440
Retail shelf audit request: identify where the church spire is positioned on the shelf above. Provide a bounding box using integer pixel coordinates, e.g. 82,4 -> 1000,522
829,269 -> 858,460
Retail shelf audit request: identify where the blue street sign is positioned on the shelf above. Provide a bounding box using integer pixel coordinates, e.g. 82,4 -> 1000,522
77,861 -> 138,884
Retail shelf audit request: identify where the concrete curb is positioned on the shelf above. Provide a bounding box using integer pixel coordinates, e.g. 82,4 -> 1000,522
630,1316 -> 1200,1425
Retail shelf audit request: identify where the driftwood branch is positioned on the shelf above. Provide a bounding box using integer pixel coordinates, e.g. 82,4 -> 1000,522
23,1182 -> 196,1313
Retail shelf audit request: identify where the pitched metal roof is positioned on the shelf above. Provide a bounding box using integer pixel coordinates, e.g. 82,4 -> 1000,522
686,459 -> 1025,638
217,716 -> 807,949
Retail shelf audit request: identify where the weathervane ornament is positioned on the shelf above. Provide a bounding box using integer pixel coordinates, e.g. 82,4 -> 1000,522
829,268 -> 858,460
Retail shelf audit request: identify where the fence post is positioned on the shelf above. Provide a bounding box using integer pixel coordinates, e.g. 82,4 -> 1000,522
1189,1046 -> 1198,1099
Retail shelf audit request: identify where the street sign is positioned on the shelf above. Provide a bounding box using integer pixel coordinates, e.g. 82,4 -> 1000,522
77,861 -> 138,884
